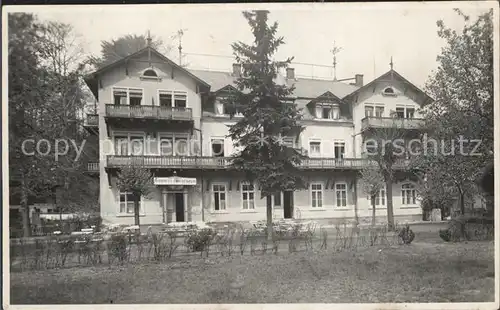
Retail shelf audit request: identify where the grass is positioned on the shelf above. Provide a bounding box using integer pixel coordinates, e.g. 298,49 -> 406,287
9,225 -> 495,304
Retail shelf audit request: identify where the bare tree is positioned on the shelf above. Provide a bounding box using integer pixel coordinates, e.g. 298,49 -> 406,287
116,165 -> 154,227
362,118 -> 410,230
360,167 -> 385,226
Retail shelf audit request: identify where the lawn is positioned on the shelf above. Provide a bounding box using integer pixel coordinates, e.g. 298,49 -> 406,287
9,225 -> 495,304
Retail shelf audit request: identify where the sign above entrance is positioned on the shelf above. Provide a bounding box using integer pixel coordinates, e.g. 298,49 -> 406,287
154,177 -> 197,186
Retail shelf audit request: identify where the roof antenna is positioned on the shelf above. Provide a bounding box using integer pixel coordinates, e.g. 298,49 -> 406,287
177,29 -> 184,66
330,41 -> 342,81
147,30 -> 152,66
390,56 -> 394,81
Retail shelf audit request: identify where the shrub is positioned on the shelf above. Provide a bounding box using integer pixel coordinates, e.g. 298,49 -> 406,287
398,224 -> 415,245
185,228 -> 217,253
107,234 -> 129,264
439,229 -> 451,242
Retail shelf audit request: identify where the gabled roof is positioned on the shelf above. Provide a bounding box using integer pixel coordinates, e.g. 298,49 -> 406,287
188,69 -> 359,100
84,47 -> 211,99
343,69 -> 433,105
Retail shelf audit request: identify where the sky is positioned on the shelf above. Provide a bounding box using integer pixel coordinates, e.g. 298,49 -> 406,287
5,2 -> 496,88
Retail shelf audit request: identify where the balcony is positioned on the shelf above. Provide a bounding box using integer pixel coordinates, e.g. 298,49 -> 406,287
104,104 -> 193,131
106,104 -> 192,121
361,117 -> 425,131
83,114 -> 99,133
105,156 -> 417,171
86,162 -> 99,173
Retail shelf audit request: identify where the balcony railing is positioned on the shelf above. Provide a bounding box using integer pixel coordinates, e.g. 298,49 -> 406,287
105,104 -> 192,121
361,117 -> 425,131
106,156 -> 414,171
87,162 -> 99,172
84,114 -> 98,127
106,156 -> 416,170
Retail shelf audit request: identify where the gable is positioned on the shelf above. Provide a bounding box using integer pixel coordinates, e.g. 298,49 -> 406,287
84,47 -> 210,99
344,70 -> 433,107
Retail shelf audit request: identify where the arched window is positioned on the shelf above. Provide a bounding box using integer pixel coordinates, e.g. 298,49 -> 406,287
383,87 -> 395,94
401,183 -> 416,205
143,69 -> 158,77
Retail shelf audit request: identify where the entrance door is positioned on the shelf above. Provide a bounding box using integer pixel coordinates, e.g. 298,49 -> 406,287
283,191 -> 294,219
175,193 -> 185,222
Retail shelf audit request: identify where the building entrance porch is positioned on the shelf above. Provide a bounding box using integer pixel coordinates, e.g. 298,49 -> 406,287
155,174 -> 197,224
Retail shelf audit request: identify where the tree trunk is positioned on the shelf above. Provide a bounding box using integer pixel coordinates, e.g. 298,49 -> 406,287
20,177 -> 31,237
386,178 -> 395,231
353,180 -> 359,225
134,198 -> 140,228
371,195 -> 376,226
459,190 -> 465,215
266,195 -> 273,241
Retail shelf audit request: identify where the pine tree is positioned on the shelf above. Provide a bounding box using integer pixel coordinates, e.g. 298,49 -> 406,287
226,10 -> 306,239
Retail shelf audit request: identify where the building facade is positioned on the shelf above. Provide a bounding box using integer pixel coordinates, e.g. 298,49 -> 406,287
83,46 -> 433,226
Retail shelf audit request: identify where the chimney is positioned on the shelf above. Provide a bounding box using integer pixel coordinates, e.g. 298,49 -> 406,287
355,74 -> 364,87
286,67 -> 295,79
232,63 -> 241,77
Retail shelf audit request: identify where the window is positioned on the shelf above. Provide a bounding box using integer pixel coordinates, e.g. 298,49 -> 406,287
241,183 -> 255,210
159,91 -> 172,107
212,184 -> 227,211
311,183 -> 323,208
129,88 -> 143,106
160,137 -> 173,155
175,138 -> 188,156
369,187 -> 386,207
309,141 -> 321,157
364,139 -> 378,155
143,69 -> 158,77
112,87 -> 143,106
365,106 -> 374,117
158,90 -> 188,108
130,136 -> 144,155
406,108 -> 415,119
402,183 -> 416,205
119,192 -> 141,214
174,91 -> 187,108
273,192 -> 282,207
334,141 -> 345,159
335,183 -> 347,207
366,105 -> 384,117
115,136 -> 129,155
211,139 -> 225,157
395,107 -> 405,119
395,106 -> 416,119
113,88 -> 127,105
383,87 -> 395,95
316,103 -> 340,120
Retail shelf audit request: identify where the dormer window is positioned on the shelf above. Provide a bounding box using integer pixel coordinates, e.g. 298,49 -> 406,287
382,87 -> 396,96
214,97 -> 243,117
315,103 -> 340,120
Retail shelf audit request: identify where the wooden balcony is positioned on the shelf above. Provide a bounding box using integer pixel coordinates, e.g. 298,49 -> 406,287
105,104 -> 192,121
106,156 -> 412,171
361,117 -> 425,131
104,104 -> 194,131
